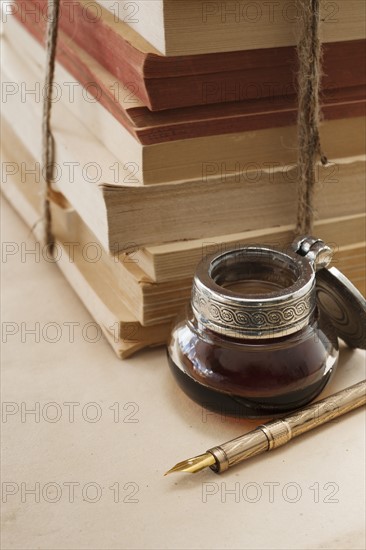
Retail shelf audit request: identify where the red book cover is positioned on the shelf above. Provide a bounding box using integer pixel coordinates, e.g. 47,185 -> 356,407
13,0 -> 366,111
12,3 -> 366,146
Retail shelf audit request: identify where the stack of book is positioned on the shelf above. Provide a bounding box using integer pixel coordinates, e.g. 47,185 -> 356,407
2,0 -> 365,357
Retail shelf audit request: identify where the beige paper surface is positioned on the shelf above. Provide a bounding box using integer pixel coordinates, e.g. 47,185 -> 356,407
1,198 -> 365,550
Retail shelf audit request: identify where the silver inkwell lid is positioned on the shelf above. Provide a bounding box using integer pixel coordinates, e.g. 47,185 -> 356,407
192,236 -> 366,348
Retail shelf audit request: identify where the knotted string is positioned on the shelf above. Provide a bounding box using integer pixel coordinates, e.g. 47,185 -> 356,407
296,0 -> 327,235
42,0 -> 60,252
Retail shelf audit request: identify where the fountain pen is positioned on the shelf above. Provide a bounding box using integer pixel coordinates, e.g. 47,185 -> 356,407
165,380 -> 366,475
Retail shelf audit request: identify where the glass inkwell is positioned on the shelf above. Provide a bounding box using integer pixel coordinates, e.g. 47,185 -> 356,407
167,237 -> 366,418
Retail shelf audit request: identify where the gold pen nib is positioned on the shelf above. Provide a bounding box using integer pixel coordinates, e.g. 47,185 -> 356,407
164,452 -> 216,475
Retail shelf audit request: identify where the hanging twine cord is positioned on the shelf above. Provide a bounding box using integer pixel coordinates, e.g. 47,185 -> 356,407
296,0 -> 328,235
42,0 -> 60,251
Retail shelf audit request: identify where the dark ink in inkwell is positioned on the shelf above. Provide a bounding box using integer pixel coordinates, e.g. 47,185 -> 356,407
167,240 -> 343,418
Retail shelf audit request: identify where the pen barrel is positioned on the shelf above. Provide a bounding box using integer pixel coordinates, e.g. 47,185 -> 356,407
209,380 -> 366,473
264,379 -> 366,445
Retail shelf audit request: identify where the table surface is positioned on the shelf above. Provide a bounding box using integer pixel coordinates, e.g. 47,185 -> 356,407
2,197 -> 366,550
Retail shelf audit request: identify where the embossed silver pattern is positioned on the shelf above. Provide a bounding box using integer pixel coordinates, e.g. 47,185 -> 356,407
192,284 -> 315,338
192,245 -> 320,339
